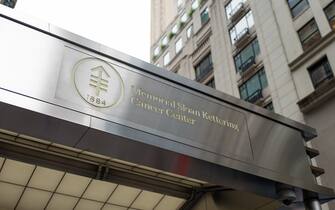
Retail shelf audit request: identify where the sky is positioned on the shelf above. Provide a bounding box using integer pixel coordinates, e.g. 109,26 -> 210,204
15,0 -> 151,62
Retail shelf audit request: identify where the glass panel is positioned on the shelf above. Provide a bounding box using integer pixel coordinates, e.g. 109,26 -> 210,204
246,75 -> 261,96
229,11 -> 254,44
206,78 -> 215,88
239,69 -> 268,100
154,47 -> 160,56
246,11 -> 255,28
291,0 -> 309,17
239,84 -> 248,100
253,39 -> 260,55
192,0 -> 199,10
177,0 -> 183,8
309,57 -> 334,88
201,8 -> 210,25
194,53 -> 213,81
264,102 -> 274,111
299,19 -> 317,42
164,52 -> 170,66
234,39 -> 260,72
162,36 -> 169,46
288,0 -> 301,8
298,19 -> 321,49
325,2 -> 335,29
225,0 -> 247,19
172,24 -> 179,34
187,25 -> 193,39
175,38 -> 183,53
181,13 -> 188,23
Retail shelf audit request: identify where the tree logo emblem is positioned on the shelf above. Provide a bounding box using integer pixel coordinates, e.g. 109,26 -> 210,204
73,58 -> 124,108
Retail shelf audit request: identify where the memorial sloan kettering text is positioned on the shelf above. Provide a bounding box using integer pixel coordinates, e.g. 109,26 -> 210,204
130,86 -> 240,131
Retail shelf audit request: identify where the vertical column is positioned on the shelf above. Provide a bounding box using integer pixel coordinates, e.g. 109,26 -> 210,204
305,198 -> 322,210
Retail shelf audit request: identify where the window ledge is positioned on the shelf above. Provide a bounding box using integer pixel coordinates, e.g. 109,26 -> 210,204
289,31 -> 335,72
297,77 -> 335,113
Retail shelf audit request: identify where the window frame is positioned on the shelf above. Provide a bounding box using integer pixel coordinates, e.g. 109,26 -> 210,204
238,68 -> 268,102
308,56 -> 334,89
225,0 -> 247,19
234,38 -> 260,73
200,7 -> 210,25
287,0 -> 309,18
324,1 -> 335,29
229,10 -> 254,44
298,18 -> 321,50
187,24 -> 194,39
194,53 -> 213,82
175,37 -> 183,54
163,52 -> 171,66
205,78 -> 216,88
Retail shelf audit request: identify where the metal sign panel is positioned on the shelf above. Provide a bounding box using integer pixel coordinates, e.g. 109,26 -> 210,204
56,47 -> 252,161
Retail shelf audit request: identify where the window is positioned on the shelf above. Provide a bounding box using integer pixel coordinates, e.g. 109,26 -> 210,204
308,56 -> 333,88
234,39 -> 260,73
206,78 -> 216,88
225,0 -> 247,19
172,24 -> 179,34
192,0 -> 199,10
229,11 -> 255,44
175,38 -> 183,54
287,0 -> 309,18
325,2 -> 335,30
181,13 -> 189,23
187,25 -> 193,39
298,19 -> 321,50
154,47 -> 160,56
1,0 -> 16,8
162,35 -> 169,46
201,7 -> 210,25
177,0 -> 183,8
264,102 -> 274,111
239,68 -> 268,103
194,53 -> 213,81
163,52 -> 171,66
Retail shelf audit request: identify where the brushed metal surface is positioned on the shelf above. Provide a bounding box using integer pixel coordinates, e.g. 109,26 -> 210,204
0,7 -> 333,200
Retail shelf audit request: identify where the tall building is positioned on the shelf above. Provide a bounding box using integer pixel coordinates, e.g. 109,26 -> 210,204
150,0 -> 335,208
0,0 -> 17,8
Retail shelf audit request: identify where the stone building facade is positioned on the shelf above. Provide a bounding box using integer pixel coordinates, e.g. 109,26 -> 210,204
150,0 -> 335,209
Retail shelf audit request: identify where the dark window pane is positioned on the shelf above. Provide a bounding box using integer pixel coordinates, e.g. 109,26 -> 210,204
298,19 -> 321,50
308,57 -> 334,88
194,53 -> 213,81
288,0 -> 309,18
288,0 -> 301,8
238,68 -> 268,103
264,102 -> 274,111
201,8 -> 210,25
234,39 -> 260,73
325,2 -> 335,30
206,78 -> 216,88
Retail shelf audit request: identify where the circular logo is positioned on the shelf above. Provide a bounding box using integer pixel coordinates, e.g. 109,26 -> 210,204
73,58 -> 124,108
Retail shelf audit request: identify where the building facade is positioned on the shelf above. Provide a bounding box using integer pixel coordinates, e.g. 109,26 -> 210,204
150,0 -> 335,209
